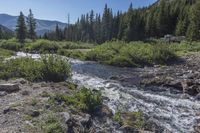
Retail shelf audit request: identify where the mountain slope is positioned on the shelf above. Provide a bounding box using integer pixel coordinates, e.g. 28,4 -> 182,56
0,24 -> 14,39
0,14 -> 66,36
0,24 -> 13,33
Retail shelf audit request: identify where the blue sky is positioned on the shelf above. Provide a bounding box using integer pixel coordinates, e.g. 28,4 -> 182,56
0,0 -> 157,23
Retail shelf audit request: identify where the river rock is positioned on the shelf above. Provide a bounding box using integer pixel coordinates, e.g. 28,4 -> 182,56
195,93 -> 200,100
0,84 -> 20,93
74,114 -> 92,127
13,78 -> 27,84
3,107 -> 18,114
0,91 -> 7,96
60,112 -> 71,123
28,110 -> 40,117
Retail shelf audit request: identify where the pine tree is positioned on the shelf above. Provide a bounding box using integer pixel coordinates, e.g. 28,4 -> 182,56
27,9 -> 36,40
156,0 -> 170,37
102,4 -> 113,41
187,1 -> 200,41
16,12 -> 27,43
89,10 -> 95,42
56,24 -> 61,40
176,16 -> 188,36
0,27 -> 2,39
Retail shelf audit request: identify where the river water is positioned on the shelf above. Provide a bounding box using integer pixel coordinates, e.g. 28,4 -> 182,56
14,52 -> 200,133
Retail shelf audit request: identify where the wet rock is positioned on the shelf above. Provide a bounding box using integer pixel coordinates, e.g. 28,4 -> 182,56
66,114 -> 92,132
0,84 -> 20,93
0,91 -> 7,96
21,90 -> 29,96
181,80 -> 198,95
74,114 -> 92,127
180,94 -> 191,99
109,76 -> 120,80
120,77 -> 142,87
195,93 -> 200,100
164,80 -> 182,90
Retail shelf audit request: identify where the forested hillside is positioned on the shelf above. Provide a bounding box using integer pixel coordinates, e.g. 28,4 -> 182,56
44,0 -> 199,43
0,25 -> 14,39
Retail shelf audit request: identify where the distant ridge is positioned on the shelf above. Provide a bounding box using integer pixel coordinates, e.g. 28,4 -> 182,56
0,14 -> 67,36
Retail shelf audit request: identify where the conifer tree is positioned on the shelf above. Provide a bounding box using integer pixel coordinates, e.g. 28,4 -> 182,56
27,9 -> 36,40
187,1 -> 200,41
16,12 -> 27,43
0,27 -> 2,39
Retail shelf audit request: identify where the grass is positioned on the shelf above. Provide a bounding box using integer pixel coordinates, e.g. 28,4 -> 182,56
49,87 -> 102,115
41,114 -> 63,133
0,55 -> 71,82
85,41 -> 177,67
0,48 -> 15,57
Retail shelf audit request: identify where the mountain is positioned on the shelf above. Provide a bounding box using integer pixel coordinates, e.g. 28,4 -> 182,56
0,14 -> 66,36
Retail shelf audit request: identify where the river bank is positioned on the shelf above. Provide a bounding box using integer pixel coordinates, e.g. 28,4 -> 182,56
0,79 -> 162,133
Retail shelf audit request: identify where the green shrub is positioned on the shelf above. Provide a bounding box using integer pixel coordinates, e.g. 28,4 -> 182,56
57,49 -> 86,60
0,58 -> 43,81
25,39 -> 60,53
0,55 -> 71,82
0,39 -> 22,51
151,45 -> 177,64
113,111 -> 145,130
40,55 -> 71,82
49,88 -> 102,114
86,41 -> 177,67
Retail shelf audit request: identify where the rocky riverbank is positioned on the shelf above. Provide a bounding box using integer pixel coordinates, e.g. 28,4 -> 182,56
0,78 -> 160,133
119,53 -> 200,97
0,79 -> 113,133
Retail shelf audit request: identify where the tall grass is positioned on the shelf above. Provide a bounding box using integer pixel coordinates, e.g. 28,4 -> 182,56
0,48 -> 15,57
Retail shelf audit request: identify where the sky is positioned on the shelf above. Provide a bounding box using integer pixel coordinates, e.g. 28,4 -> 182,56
0,0 -> 157,23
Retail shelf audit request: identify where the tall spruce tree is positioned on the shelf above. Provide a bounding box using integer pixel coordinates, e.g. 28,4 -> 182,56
27,9 -> 36,40
16,12 -> 27,43
187,1 -> 200,41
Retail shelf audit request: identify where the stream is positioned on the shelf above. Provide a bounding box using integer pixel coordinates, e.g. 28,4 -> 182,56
14,52 -> 200,133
